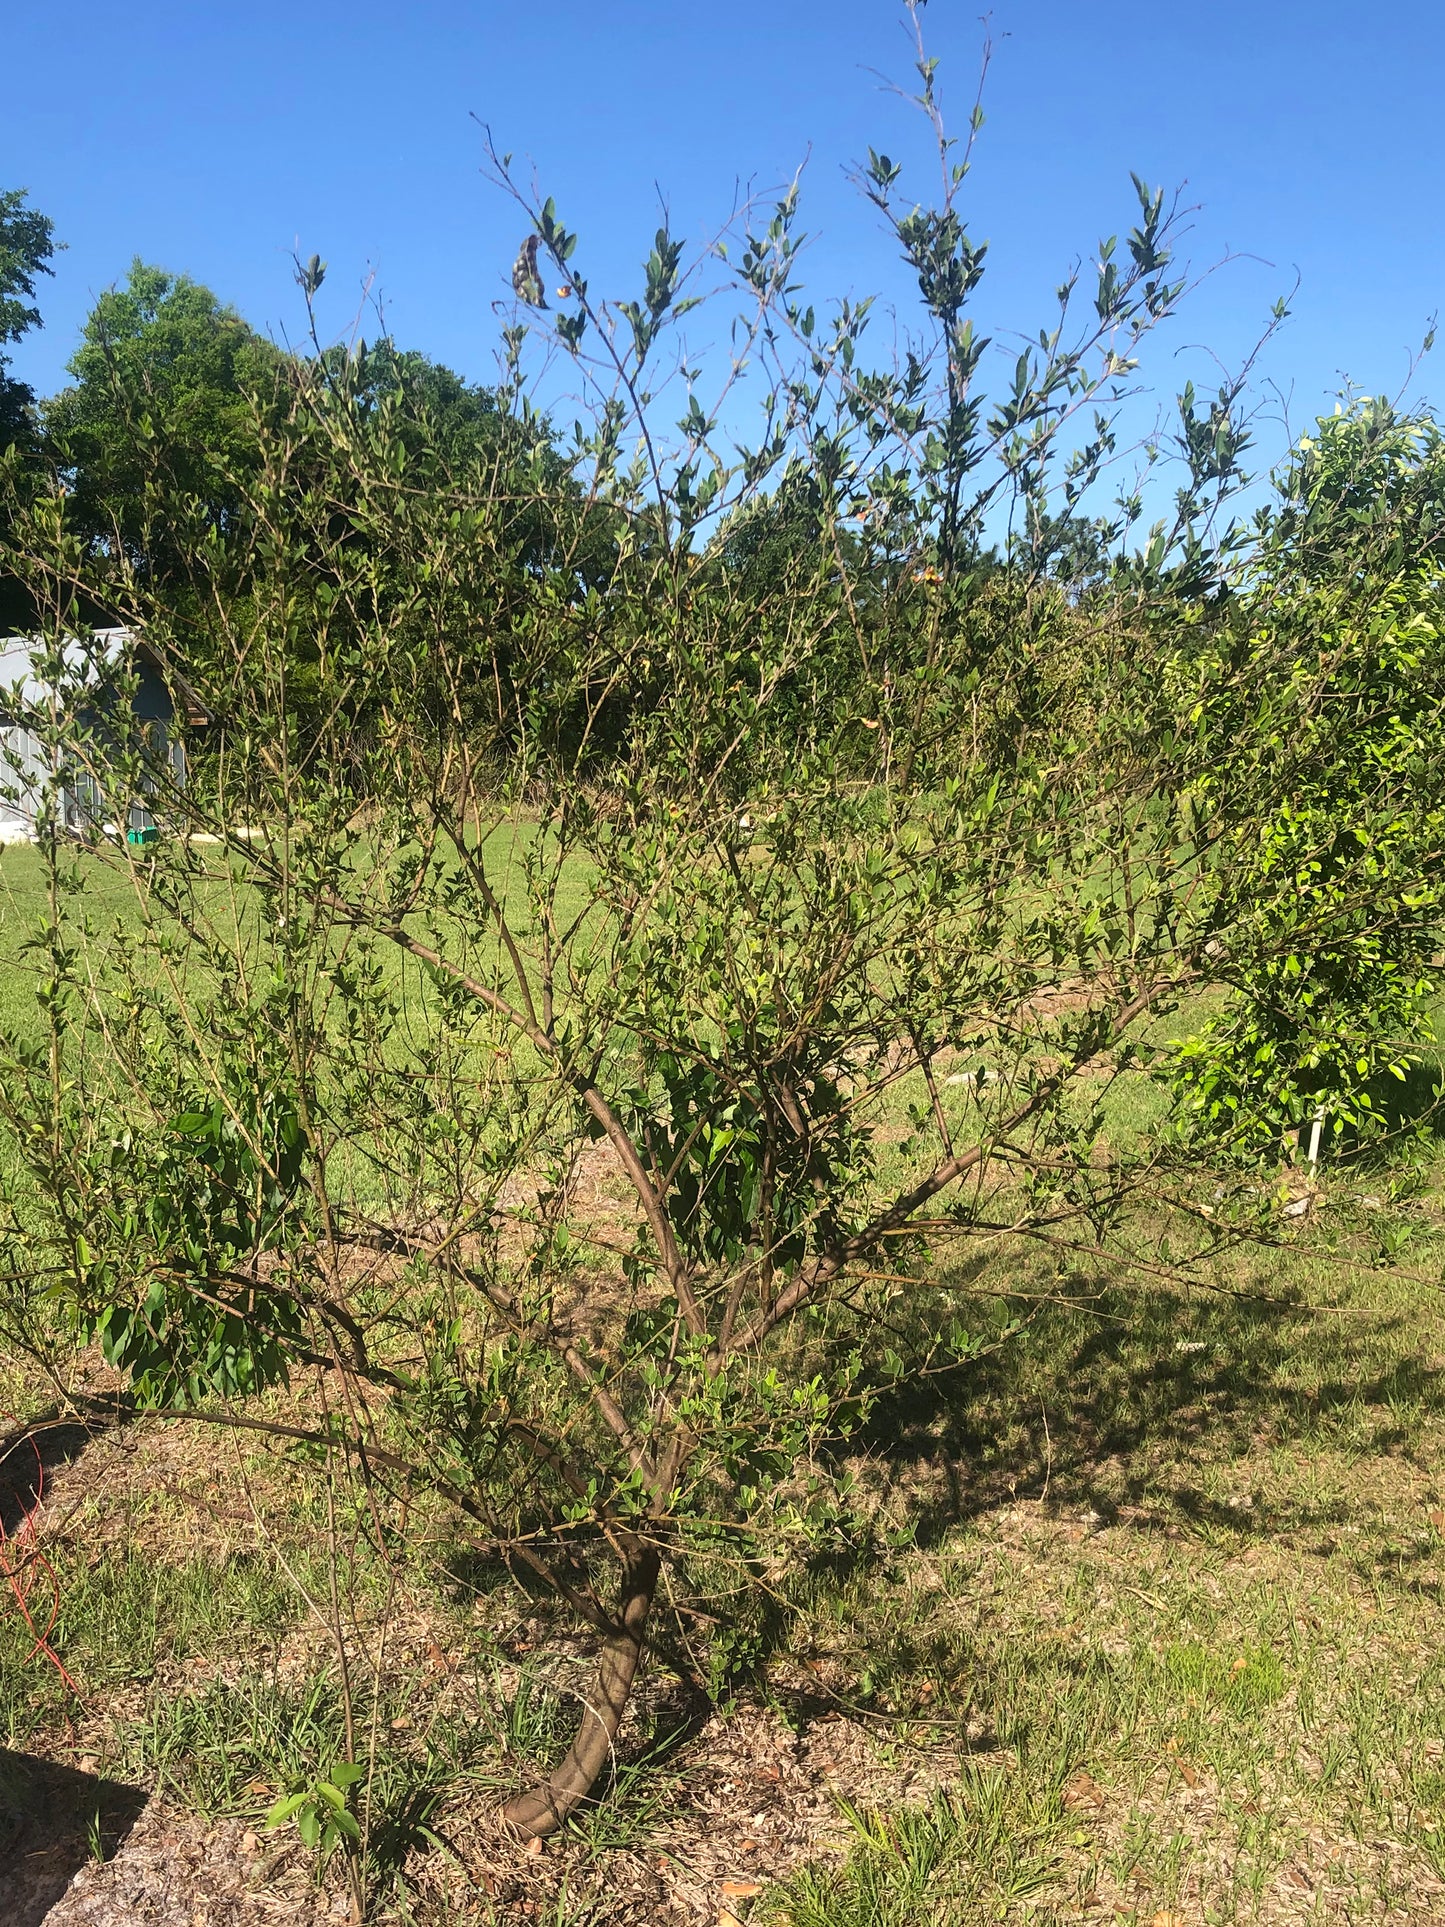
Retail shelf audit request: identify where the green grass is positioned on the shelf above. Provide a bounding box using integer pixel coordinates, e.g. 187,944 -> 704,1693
0,818 -> 596,1063
763,1777 -> 1068,1926
750,1234 -> 1445,1924
0,839 -> 142,1046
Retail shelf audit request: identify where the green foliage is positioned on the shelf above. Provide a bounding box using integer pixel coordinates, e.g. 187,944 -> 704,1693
1259,394 -> 1445,588
642,1044 -> 870,1273
79,1092 -> 311,1404
0,190 -> 55,352
0,186 -> 58,626
266,1759 -> 365,1863
1167,405 -> 1445,1161
43,260 -> 283,572
0,186 -> 56,446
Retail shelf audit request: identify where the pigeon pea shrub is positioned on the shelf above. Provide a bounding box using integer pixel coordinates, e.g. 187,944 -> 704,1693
1,9 -> 1435,1838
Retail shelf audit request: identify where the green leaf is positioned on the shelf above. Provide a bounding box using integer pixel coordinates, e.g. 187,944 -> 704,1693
265,1793 -> 309,1828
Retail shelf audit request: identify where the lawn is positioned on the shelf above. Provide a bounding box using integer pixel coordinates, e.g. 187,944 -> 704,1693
0,837 -> 143,1044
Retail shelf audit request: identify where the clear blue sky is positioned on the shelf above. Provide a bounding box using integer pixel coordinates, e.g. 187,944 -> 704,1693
4,0 -> 1442,471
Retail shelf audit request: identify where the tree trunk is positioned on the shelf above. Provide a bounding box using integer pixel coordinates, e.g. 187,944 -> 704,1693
500,1544 -> 661,1839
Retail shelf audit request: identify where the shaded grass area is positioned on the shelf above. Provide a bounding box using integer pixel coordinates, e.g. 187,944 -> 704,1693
764,1500 -> 1445,1924
760,1245 -> 1445,1925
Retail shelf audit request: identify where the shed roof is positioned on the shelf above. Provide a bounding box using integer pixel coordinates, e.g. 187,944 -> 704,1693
0,628 -> 209,726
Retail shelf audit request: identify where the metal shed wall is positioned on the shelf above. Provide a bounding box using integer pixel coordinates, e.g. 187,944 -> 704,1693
0,724 -> 51,841
0,630 -> 188,840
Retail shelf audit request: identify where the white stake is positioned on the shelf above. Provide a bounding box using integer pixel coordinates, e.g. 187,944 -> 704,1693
1306,1102 -> 1325,1173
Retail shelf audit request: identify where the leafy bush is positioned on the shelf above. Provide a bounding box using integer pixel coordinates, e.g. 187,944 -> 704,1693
0,9 -> 1437,1844
1167,406 -> 1445,1160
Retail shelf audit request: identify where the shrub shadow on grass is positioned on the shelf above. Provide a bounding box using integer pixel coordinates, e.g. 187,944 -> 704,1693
0,1750 -> 146,1927
844,1265 -> 1445,1548
0,1412 -> 112,1537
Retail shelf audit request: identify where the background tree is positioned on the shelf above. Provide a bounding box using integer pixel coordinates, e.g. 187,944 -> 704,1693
0,187 -> 55,452
42,259 -> 283,577
0,187 -> 57,627
1263,394 -> 1445,589
35,266 -> 606,752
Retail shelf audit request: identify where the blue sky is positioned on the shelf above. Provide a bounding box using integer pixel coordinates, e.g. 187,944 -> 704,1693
4,1 -> 1442,480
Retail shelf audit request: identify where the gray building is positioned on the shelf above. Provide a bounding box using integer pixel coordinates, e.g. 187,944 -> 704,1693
0,628 -> 203,842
